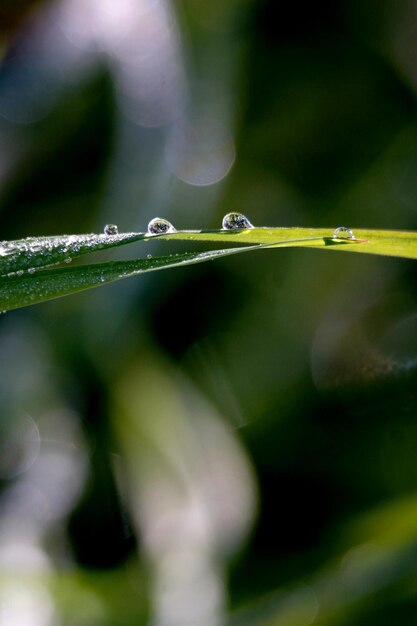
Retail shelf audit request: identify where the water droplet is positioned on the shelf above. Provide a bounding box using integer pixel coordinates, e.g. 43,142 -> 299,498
64,257 -> 72,264
147,254 -> 152,259
28,267 -> 35,274
16,270 -> 24,277
104,224 -> 119,236
222,212 -> 253,230
147,217 -> 176,235
333,226 -> 355,240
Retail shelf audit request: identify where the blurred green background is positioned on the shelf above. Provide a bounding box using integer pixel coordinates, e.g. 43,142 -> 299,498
1,1 -> 417,624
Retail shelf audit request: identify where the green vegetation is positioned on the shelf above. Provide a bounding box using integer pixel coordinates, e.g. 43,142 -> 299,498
2,226 -> 417,311
1,1 -> 417,625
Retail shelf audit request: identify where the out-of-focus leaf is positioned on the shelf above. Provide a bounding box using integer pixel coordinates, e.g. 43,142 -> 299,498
230,494 -> 417,626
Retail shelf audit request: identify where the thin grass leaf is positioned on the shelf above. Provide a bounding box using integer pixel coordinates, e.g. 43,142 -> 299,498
2,227 -> 416,280
0,243 -> 270,312
0,232 -> 147,276
1,226 -> 416,312
155,227 -> 417,260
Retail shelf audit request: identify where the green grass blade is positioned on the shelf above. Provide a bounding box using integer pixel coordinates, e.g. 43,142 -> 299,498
1,226 -> 416,311
0,244 -> 269,312
153,227 -> 417,260
0,232 -> 146,276
2,228 -> 416,280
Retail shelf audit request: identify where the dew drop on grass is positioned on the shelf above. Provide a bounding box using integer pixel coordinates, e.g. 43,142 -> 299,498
64,257 -> 72,263
104,224 -> 119,236
147,254 -> 152,259
147,217 -> 176,235
333,226 -> 355,240
222,212 -> 253,230
28,267 -> 35,274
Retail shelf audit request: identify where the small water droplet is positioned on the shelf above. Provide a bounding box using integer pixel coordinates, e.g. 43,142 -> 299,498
147,217 -> 176,235
147,254 -> 152,259
333,226 -> 355,240
64,257 -> 72,264
28,267 -> 35,274
104,224 -> 119,236
16,270 -> 24,277
222,212 -> 253,230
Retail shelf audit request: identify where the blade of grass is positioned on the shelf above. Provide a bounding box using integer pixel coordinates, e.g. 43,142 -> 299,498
1,226 -> 416,311
154,227 -> 417,260
0,243 -> 270,312
2,227 -> 417,279
0,236 -> 352,311
0,232 -> 147,276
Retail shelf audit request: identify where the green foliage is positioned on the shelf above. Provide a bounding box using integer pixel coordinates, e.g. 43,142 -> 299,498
1,227 -> 416,311
1,0 -> 417,624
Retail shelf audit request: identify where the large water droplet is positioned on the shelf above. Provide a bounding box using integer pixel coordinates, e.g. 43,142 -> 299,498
222,212 -> 253,230
333,226 -> 355,240
104,224 -> 119,236
147,217 -> 176,235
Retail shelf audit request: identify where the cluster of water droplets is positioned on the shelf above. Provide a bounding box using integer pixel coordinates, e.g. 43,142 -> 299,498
144,212 -> 254,236
0,216 -> 361,289
0,230 -> 146,277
